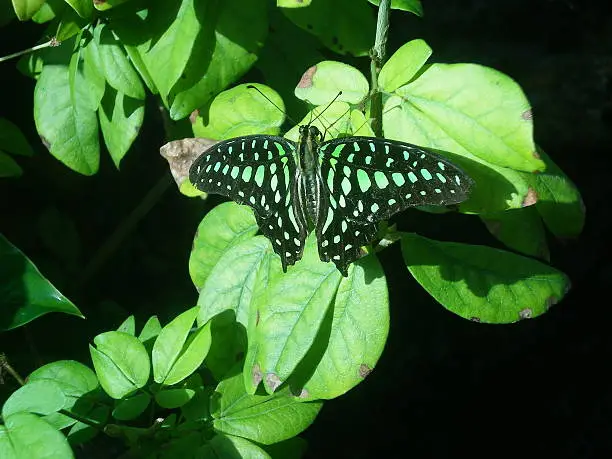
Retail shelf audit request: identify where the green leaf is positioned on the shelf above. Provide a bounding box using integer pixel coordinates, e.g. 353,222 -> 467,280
34,65 -> 100,175
95,24 -> 145,100
152,306 -> 199,384
65,0 -> 92,18
0,234 -> 82,331
168,0 -> 268,120
212,372 -> 322,445
181,376 -> 212,422
294,61 -> 369,105
389,63 -> 544,172
98,88 -> 145,168
0,151 -> 22,178
10,0 -> 45,20
277,0 -> 311,7
31,0 -> 64,23
298,254 -> 389,400
2,380 -> 66,417
368,0 -> 423,15
245,234 -> 342,394
0,118 -> 34,156
522,148 -> 585,238
189,202 -> 258,289
401,233 -> 570,323
138,316 -> 162,343
28,360 -> 99,429
155,388 -> 195,409
199,434 -> 271,459
192,84 -> 285,140
378,39 -> 432,92
90,331 -> 150,398
112,393 -> 151,420
55,5 -> 88,42
1,412 -> 74,459
282,0 -> 375,56
117,315 -> 136,335
94,0 -> 129,11
82,33 -> 106,110
197,236 -> 274,329
482,207 -> 549,260
205,311 -> 247,381
350,109 -> 375,136
163,322 -> 212,385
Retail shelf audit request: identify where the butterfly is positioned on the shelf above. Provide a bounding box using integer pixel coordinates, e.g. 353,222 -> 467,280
189,123 -> 473,276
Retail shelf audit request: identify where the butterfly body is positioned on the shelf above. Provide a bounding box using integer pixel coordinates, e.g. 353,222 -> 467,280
190,125 -> 473,276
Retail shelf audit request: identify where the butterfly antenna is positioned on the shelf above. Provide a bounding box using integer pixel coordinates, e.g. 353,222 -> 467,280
246,85 -> 299,126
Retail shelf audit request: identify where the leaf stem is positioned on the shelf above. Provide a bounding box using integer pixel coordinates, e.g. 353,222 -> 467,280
369,0 -> 391,137
0,38 -> 61,63
0,353 -> 26,386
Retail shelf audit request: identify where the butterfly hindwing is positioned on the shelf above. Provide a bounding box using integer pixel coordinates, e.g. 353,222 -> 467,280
316,136 -> 474,274
189,135 -> 308,271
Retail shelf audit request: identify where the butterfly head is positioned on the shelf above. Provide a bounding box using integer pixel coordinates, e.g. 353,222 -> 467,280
299,125 -> 324,143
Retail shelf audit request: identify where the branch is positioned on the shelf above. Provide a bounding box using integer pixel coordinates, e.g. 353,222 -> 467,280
369,0 -> 391,137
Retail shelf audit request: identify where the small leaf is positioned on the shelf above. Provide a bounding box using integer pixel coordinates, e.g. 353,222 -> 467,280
401,233 -> 570,323
0,118 -> 34,156
0,151 -> 22,178
117,315 -> 136,335
90,332 -> 150,398
294,61 -> 368,105
94,0 -> 129,11
1,412 -> 74,459
112,393 -> 151,420
205,311 -> 247,381
65,0 -> 92,18
192,84 -> 285,140
277,0 -> 311,7
98,87 -> 145,168
212,372 -> 322,445
163,322 -> 212,386
155,388 -> 195,409
34,65 -> 100,175
189,202 -> 258,289
95,24 -> 145,100
138,316 -> 162,343
0,234 -> 82,331
10,0 -> 45,20
482,207 -> 549,260
282,0 -> 375,56
2,380 -> 66,417
152,306 -> 199,384
378,39 -> 432,92
55,5 -> 88,42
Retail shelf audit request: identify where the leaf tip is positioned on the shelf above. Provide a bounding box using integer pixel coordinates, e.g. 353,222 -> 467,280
522,188 -> 538,207
265,372 -> 282,392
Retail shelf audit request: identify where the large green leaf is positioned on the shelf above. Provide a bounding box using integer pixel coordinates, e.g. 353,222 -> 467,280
10,0 -> 45,20
211,372 -> 322,445
34,65 -> 100,175
0,412 -> 74,459
245,234 -> 342,394
298,254 -> 389,400
281,0 -> 375,56
401,233 -> 570,323
2,380 -> 66,417
387,63 -> 544,173
0,234 -> 82,331
192,84 -> 285,140
189,202 -> 259,289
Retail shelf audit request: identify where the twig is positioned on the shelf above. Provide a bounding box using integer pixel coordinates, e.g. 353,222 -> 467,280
369,0 -> 392,137
0,38 -> 61,63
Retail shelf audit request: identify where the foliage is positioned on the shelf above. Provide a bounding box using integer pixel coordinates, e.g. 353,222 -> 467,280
0,0 -> 584,458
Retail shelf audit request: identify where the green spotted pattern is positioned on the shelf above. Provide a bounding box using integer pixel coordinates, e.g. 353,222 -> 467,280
190,126 -> 473,276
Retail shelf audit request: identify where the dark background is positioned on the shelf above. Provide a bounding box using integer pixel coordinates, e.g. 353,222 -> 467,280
1,0 -> 611,458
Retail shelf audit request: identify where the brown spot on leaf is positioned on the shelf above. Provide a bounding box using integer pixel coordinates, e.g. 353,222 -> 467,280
532,149 -> 541,160
93,0 -> 106,4
522,188 -> 538,207
470,317 -> 481,323
522,109 -> 533,120
256,309 -> 260,326
297,65 -> 317,88
265,373 -> 282,392
159,137 -> 216,188
519,308 -> 533,319
298,388 -> 309,399
189,109 -> 200,124
252,364 -> 262,386
359,364 -> 372,378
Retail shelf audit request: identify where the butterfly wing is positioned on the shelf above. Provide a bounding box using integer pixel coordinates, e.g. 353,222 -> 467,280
190,135 -> 309,271
316,136 -> 473,275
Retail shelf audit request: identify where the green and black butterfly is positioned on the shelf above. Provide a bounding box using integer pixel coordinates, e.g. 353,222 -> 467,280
189,122 -> 473,276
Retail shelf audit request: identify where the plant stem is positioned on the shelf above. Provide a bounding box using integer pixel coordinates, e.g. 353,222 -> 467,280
0,353 -> 26,386
0,39 -> 60,63
369,0 -> 391,137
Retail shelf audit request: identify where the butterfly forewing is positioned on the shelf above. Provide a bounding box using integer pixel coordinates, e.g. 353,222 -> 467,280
189,135 -> 308,271
316,136 -> 473,274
